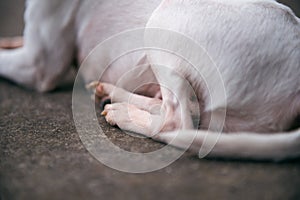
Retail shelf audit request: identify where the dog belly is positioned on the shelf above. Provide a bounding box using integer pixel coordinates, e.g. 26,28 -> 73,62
146,0 -> 300,132
75,0 -> 161,89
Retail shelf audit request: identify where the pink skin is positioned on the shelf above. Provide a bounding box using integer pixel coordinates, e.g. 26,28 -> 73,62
0,37 -> 23,49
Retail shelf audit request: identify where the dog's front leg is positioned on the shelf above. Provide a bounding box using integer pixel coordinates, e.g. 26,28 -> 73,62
0,0 -> 79,92
87,82 -> 162,114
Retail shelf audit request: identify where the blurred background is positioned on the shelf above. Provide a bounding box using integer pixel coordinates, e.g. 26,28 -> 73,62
0,0 -> 24,37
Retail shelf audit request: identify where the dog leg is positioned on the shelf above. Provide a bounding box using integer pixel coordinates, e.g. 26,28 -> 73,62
87,82 -> 162,114
102,103 -> 163,136
0,0 -> 78,92
101,71 -> 195,135
152,64 -> 196,132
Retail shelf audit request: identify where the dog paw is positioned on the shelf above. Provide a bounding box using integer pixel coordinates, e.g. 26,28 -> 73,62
101,103 -> 138,126
101,104 -> 117,126
86,81 -> 99,89
101,103 -> 155,136
86,81 -> 99,96
86,81 -> 114,98
95,83 -> 107,98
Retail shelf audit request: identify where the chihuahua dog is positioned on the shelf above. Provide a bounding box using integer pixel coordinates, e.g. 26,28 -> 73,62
0,0 -> 299,161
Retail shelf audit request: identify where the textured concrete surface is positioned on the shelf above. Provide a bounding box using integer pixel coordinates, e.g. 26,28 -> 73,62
1,1 -> 300,200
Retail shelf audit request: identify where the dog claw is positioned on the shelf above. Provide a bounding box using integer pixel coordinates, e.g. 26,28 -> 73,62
86,81 -> 106,97
86,81 -> 100,90
101,110 -> 108,116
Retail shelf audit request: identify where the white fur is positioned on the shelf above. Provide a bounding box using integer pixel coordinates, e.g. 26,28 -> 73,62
1,0 -> 299,161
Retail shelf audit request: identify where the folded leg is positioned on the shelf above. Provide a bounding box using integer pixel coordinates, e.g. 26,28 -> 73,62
102,103 -> 163,136
87,82 -> 162,114
100,71 -> 196,136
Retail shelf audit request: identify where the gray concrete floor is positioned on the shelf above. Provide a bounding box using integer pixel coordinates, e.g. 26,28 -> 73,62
1,1 -> 300,200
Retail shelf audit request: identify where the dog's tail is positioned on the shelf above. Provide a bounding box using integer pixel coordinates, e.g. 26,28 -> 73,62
153,129 -> 300,161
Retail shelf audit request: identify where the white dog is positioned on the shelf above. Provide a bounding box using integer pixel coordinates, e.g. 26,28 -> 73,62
0,0 -> 299,161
